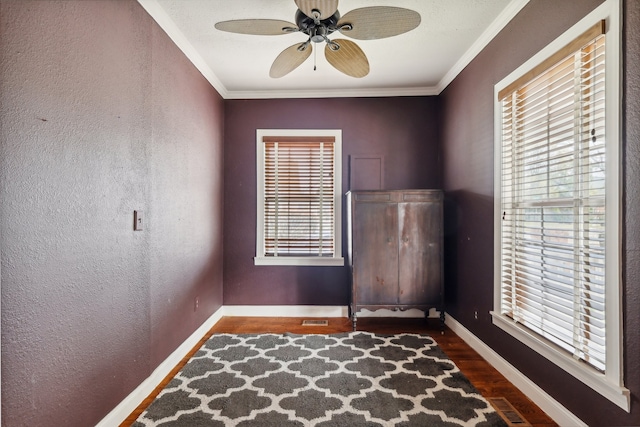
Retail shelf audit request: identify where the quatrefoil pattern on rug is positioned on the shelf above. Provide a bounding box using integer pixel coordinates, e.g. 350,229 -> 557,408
133,332 -> 507,427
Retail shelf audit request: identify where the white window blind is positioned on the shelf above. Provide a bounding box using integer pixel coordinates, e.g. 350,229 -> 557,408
499,24 -> 607,371
262,136 -> 336,258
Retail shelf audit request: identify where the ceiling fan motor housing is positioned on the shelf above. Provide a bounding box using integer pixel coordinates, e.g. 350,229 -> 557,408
295,9 -> 340,43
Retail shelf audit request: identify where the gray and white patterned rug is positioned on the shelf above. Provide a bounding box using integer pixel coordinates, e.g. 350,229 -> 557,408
133,332 -> 507,426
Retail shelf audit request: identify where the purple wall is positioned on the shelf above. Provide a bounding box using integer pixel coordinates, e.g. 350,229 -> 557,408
441,0 -> 640,425
2,0 -> 637,426
0,1 -> 224,425
223,97 -> 440,305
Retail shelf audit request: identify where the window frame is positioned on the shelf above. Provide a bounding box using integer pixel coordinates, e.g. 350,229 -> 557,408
255,129 -> 344,267
492,0 -> 629,411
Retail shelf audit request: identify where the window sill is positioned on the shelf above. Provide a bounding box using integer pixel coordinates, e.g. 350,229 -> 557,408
254,256 -> 345,267
491,312 -> 630,412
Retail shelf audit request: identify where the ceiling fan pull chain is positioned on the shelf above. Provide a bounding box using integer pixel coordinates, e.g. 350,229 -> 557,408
314,45 -> 317,71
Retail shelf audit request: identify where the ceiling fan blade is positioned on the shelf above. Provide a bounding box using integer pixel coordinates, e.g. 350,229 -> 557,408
215,19 -> 298,36
270,42 -> 313,78
295,0 -> 339,20
338,7 -> 421,40
324,39 -> 369,78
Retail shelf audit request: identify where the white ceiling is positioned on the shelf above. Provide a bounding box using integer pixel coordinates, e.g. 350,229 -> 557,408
138,0 -> 529,99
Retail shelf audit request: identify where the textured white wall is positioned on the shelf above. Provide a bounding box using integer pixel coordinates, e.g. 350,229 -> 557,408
0,1 -> 224,425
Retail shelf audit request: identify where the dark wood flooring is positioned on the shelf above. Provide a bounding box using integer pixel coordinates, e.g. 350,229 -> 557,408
121,316 -> 558,427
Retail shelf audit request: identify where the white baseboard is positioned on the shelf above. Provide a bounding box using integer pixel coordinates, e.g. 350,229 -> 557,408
222,305 -> 442,319
444,315 -> 587,427
223,305 -> 349,318
95,307 -> 224,427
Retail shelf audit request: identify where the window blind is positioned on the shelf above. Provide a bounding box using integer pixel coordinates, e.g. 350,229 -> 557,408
499,29 -> 607,371
263,137 -> 336,257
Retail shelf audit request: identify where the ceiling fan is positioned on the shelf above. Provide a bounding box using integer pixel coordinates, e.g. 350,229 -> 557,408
214,0 -> 421,78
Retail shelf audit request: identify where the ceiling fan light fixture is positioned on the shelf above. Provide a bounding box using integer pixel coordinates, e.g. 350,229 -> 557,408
310,26 -> 327,43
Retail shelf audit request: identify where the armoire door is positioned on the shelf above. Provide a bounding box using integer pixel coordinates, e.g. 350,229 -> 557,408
397,200 -> 442,305
353,201 -> 399,305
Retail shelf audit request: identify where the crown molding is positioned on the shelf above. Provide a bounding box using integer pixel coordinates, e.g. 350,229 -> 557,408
436,0 -> 530,93
137,0 -> 229,98
225,85 -> 439,99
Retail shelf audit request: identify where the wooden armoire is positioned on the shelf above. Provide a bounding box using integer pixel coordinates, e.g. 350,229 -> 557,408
346,190 -> 444,330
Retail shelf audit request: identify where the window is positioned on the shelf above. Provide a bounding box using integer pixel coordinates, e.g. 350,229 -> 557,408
255,129 -> 343,266
501,23 -> 607,369
492,0 -> 628,411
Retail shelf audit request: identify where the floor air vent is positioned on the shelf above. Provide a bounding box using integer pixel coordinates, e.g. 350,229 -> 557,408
488,397 -> 532,427
301,319 -> 329,326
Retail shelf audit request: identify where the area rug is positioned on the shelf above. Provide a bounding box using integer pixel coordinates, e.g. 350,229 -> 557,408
133,332 -> 507,426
